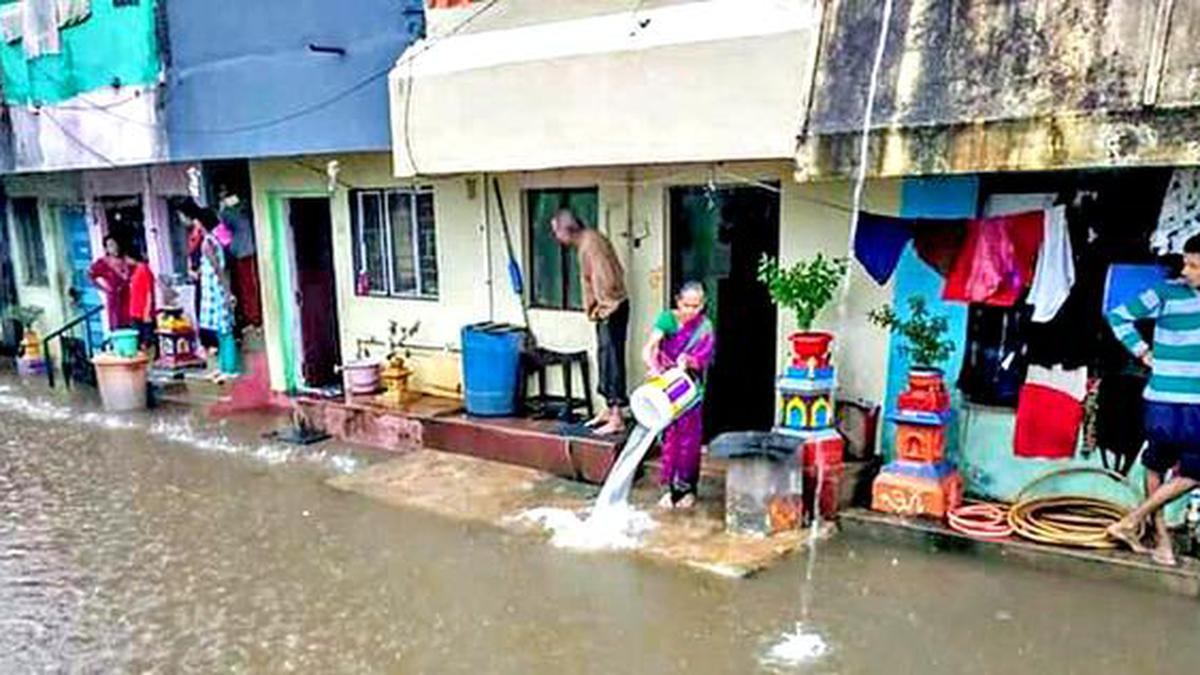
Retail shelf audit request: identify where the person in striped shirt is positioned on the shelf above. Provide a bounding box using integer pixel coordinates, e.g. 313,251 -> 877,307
1106,234 -> 1200,566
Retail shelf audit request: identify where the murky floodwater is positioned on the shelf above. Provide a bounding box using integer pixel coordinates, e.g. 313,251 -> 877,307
2,380 -> 1198,674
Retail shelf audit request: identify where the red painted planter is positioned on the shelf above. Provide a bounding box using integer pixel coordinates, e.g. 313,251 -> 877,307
789,331 -> 834,369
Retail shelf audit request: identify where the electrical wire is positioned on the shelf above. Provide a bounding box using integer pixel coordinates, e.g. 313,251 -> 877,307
36,107 -> 120,167
39,0 -> 500,138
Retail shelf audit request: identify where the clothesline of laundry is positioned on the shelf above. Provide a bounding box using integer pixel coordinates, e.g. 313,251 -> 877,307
852,206 -> 1073,323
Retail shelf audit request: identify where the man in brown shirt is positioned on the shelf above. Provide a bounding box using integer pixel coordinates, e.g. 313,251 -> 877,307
552,208 -> 629,435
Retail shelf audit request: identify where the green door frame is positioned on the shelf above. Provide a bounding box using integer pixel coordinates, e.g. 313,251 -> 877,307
267,190 -> 331,394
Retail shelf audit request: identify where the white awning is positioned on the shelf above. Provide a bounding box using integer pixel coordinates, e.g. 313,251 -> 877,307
390,0 -> 822,177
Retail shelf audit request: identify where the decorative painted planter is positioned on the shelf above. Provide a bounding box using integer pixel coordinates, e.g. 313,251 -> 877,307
788,331 -> 833,370
873,365 -> 961,520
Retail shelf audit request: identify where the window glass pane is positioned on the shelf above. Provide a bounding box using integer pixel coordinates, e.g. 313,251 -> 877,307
416,192 -> 438,297
357,192 -> 387,294
13,198 -> 47,286
388,191 -> 418,296
527,191 -> 566,309
525,188 -> 597,310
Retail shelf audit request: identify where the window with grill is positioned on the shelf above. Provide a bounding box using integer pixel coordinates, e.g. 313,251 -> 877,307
526,187 -> 598,311
11,198 -> 48,286
350,188 -> 438,299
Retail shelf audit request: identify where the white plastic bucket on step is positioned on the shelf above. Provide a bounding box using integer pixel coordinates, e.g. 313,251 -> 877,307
629,368 -> 700,430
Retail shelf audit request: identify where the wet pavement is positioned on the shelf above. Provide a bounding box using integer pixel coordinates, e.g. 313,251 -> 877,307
2,379 -> 1199,673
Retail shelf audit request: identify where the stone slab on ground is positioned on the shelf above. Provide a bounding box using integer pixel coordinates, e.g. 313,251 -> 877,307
840,508 -> 1200,598
327,449 -> 812,578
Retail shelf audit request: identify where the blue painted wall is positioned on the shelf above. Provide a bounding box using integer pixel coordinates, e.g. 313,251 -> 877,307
164,0 -> 424,161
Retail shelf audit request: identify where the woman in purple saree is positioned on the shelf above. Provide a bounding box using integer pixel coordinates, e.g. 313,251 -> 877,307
641,281 -> 716,510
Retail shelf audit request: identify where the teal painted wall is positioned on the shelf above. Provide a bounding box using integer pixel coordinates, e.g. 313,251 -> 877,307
887,177 -> 1160,512
0,0 -> 160,105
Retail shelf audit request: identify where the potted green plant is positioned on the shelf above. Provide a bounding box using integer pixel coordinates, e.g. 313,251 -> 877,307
868,296 -> 954,388
757,253 -> 848,367
6,305 -> 45,361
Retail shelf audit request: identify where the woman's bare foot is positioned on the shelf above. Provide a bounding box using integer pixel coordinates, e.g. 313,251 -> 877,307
674,493 -> 696,510
584,413 -> 609,428
1107,518 -> 1149,554
657,492 -> 675,510
1152,540 -> 1178,567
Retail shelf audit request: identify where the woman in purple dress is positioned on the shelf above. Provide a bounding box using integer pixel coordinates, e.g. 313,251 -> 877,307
641,281 -> 716,510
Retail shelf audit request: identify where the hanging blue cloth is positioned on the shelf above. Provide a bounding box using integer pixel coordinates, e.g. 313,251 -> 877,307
854,212 -> 915,285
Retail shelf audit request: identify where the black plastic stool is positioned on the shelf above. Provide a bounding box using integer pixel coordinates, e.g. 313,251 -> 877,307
522,347 -> 595,422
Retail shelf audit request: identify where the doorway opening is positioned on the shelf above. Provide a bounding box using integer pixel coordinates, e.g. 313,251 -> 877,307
97,195 -> 146,259
287,197 -> 342,390
669,184 -> 780,439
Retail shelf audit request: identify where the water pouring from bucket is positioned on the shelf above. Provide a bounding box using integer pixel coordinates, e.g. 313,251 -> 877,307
521,367 -> 702,550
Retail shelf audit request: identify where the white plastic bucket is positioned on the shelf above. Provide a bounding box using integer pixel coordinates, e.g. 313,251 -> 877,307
629,368 -> 700,430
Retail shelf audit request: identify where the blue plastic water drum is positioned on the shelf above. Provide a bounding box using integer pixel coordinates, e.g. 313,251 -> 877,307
1103,263 -> 1168,315
461,322 -> 526,416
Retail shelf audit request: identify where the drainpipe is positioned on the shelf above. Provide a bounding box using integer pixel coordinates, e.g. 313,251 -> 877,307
1142,0 -> 1176,107
483,171 -> 494,322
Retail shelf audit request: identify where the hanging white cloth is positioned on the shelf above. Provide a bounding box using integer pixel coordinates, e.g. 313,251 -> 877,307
1152,168 -> 1200,254
1025,363 -> 1087,402
20,0 -> 60,58
1027,205 -> 1075,323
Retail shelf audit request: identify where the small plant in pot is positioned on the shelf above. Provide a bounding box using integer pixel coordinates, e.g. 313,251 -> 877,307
757,253 -> 848,368
3,305 -> 45,361
868,296 -> 954,387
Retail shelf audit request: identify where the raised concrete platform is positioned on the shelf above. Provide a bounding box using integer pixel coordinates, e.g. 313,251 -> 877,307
839,508 -> 1200,598
297,394 -> 622,484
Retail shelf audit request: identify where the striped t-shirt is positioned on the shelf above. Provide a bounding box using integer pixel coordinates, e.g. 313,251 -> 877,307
1107,279 -> 1200,404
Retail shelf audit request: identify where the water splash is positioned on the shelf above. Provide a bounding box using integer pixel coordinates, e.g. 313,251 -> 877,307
761,622 -> 829,669
517,504 -> 656,551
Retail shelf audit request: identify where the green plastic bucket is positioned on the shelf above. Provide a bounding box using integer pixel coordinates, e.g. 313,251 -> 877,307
108,328 -> 140,358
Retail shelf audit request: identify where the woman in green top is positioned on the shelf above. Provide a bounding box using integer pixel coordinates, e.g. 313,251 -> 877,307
641,281 -> 716,509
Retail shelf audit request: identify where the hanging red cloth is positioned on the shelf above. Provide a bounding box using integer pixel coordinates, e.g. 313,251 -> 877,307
943,211 -> 1044,306
1014,365 -> 1086,459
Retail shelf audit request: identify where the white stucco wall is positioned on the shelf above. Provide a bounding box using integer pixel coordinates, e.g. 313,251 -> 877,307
250,154 -> 897,413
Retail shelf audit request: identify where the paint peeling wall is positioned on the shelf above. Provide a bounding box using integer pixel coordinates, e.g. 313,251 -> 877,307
800,0 -> 1200,178
0,0 -> 165,172
164,0 -> 424,161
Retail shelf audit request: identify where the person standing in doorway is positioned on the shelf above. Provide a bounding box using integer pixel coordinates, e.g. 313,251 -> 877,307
551,208 -> 629,436
1106,234 -> 1200,566
88,235 -> 132,330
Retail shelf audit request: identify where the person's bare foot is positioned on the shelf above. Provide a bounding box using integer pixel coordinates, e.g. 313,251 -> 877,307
674,493 -> 696,510
1107,518 -> 1150,554
1152,540 -> 1178,567
584,413 -> 609,428
593,419 -> 626,436
657,492 -> 675,510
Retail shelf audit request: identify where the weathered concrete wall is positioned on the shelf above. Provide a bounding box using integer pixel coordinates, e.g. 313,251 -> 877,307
801,0 -> 1200,178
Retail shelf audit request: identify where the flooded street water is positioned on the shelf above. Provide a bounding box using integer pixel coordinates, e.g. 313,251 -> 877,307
2,381 -> 1199,674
